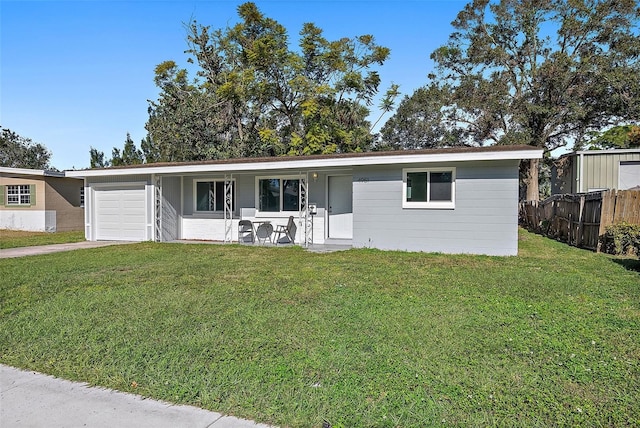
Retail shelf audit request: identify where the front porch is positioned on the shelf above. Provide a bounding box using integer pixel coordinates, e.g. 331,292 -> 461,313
153,170 -> 353,247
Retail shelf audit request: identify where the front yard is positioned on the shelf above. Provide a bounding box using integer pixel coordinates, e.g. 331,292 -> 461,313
0,229 -> 85,249
0,230 -> 638,427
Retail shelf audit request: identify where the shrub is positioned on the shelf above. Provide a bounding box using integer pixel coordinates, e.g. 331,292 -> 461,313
602,222 -> 640,256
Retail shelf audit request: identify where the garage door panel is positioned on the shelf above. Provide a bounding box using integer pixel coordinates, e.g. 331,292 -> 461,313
123,205 -> 145,214
94,186 -> 147,241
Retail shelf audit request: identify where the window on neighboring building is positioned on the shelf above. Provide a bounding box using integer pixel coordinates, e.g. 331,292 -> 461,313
403,168 -> 455,209
195,180 -> 235,212
6,185 -> 31,205
258,178 -> 300,212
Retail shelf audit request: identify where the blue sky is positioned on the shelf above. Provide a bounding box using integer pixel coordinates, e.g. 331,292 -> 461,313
1,0 -> 466,170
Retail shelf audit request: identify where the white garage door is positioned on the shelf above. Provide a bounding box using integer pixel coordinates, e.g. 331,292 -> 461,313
619,162 -> 640,190
94,186 -> 147,241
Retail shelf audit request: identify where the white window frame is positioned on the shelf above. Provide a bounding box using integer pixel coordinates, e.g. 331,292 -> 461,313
6,185 -> 31,206
255,175 -> 301,216
402,167 -> 456,209
193,179 -> 235,213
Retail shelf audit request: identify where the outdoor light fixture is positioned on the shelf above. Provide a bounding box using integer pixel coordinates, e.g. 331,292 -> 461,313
311,172 -> 319,182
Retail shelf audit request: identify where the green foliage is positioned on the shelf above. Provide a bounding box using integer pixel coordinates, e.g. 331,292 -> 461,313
89,133 -> 145,168
1,230 -> 639,426
630,126 -> 640,147
111,133 -> 143,167
383,0 -> 640,198
602,222 -> 640,256
0,126 -> 52,170
145,2 -> 391,162
89,146 -> 108,168
379,84 -> 463,150
585,125 -> 640,150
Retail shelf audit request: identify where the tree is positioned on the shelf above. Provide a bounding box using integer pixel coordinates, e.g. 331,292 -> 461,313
379,84 -> 463,150
383,0 -> 640,200
145,2 -> 392,162
0,126 -> 52,169
146,61 -> 240,162
630,126 -> 640,147
586,125 -> 640,149
89,147 -> 109,168
88,133 -> 144,168
111,133 -> 143,166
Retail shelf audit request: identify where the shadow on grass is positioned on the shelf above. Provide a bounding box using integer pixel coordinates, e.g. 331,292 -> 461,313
611,257 -> 640,273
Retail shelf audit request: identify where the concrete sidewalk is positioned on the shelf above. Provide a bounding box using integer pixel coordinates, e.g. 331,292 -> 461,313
0,365 -> 273,428
0,241 -> 133,259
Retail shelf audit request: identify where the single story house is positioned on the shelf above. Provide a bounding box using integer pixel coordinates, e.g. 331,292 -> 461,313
67,145 -> 542,256
0,167 -> 85,232
551,149 -> 640,194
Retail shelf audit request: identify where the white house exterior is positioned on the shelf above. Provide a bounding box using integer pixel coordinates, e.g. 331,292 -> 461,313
67,146 -> 542,256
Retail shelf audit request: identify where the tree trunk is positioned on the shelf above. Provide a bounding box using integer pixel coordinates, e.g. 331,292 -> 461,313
526,158 -> 540,201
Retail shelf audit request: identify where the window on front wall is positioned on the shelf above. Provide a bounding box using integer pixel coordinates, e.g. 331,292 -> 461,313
403,168 -> 455,209
195,180 -> 235,212
258,178 -> 299,212
7,185 -> 31,205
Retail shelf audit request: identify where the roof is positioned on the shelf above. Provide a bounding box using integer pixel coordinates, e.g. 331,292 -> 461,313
0,167 -> 67,178
563,148 -> 640,157
66,145 -> 542,178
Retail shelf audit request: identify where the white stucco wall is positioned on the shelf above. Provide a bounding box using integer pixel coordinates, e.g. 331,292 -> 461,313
0,210 -> 57,232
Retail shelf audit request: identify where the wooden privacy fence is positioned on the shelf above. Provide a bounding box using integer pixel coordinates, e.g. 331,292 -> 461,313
520,190 -> 640,251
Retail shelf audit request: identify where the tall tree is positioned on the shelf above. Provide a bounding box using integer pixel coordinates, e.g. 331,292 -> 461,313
379,84 -> 463,150
0,126 -> 52,169
383,0 -> 640,200
145,2 -> 392,162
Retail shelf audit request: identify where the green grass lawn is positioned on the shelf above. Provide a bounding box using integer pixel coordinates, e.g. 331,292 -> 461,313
0,229 -> 85,249
1,229 -> 638,427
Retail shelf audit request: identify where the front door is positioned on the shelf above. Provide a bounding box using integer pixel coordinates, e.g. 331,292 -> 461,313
328,175 -> 353,239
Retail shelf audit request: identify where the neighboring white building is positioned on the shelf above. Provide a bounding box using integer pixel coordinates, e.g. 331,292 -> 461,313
67,145 -> 542,256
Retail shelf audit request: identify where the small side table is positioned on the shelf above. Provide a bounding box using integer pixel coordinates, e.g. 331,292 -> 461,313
253,221 -> 273,245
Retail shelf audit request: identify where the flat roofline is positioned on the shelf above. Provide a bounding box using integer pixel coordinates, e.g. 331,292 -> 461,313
0,167 -> 67,178
66,145 -> 542,178
569,148 -> 640,156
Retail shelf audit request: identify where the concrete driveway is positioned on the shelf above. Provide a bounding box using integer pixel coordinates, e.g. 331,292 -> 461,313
0,240 -> 134,258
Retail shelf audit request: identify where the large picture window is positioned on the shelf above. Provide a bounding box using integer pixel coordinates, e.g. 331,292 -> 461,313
6,185 -> 31,205
403,168 -> 455,209
195,180 -> 234,213
258,178 -> 300,212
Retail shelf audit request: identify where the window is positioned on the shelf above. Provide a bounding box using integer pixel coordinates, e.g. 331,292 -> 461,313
258,178 -> 300,212
7,185 -> 31,205
80,186 -> 85,208
403,168 -> 455,209
195,180 -> 234,213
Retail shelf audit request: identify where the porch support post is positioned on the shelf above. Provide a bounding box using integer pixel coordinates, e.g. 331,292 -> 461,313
154,174 -> 162,242
299,172 -> 310,247
224,174 -> 233,243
